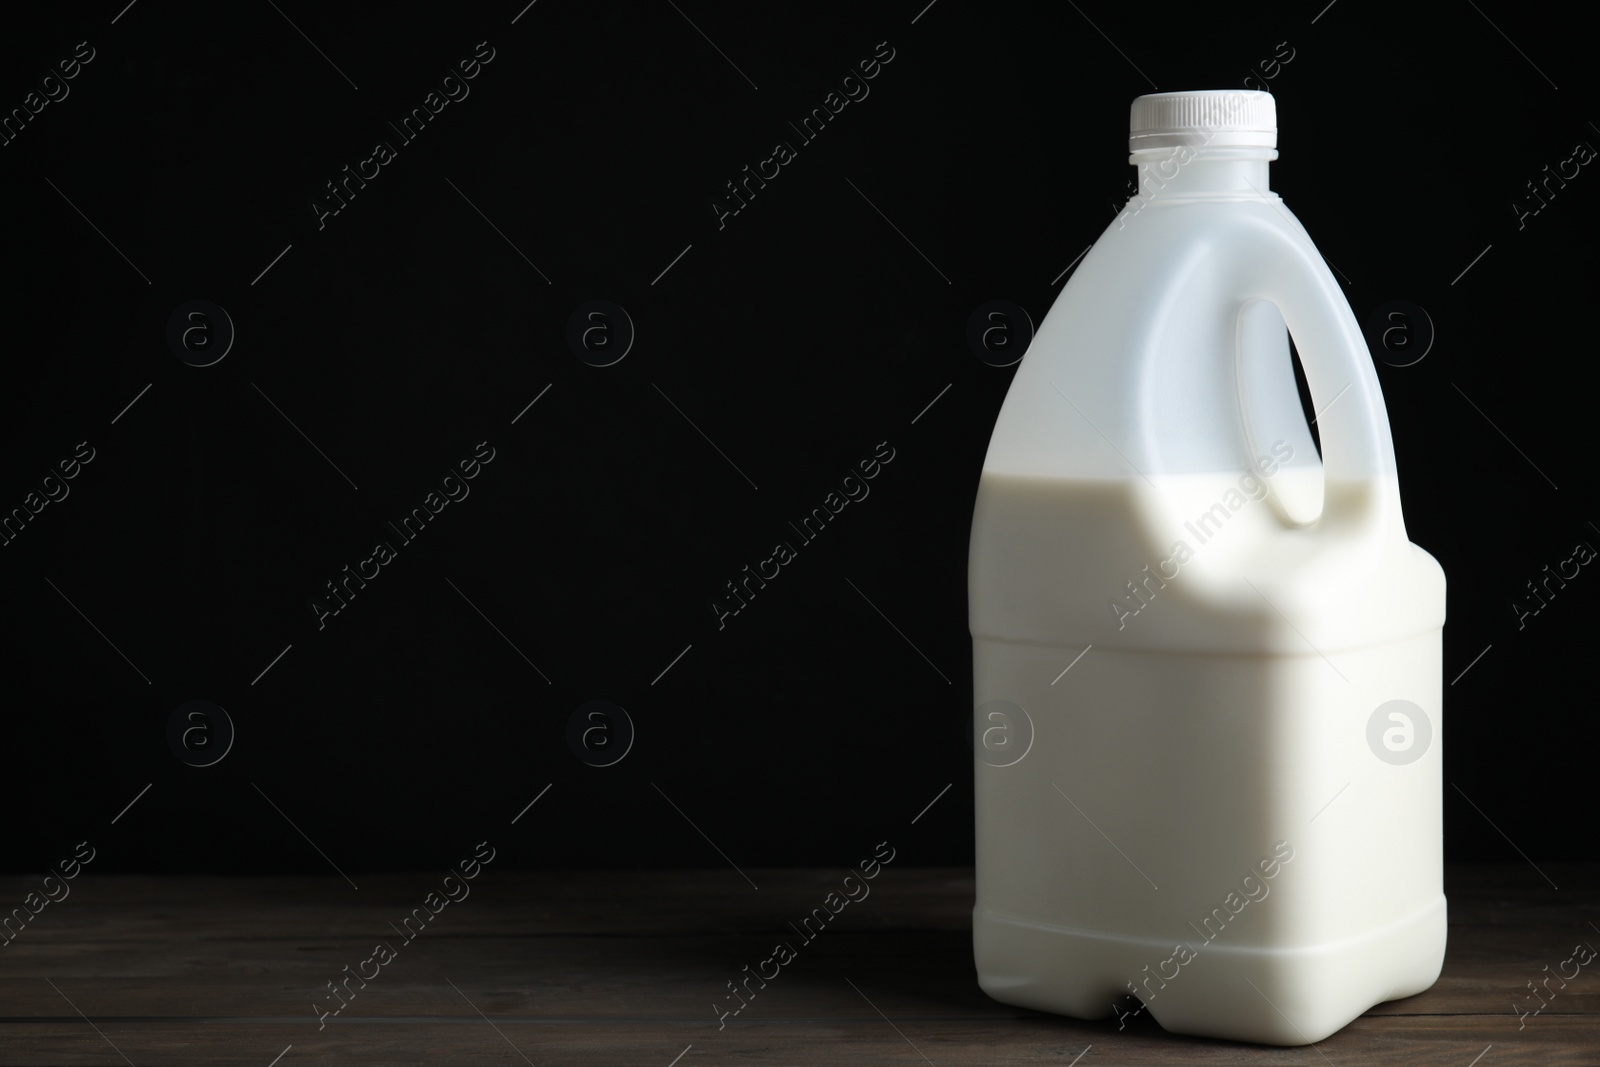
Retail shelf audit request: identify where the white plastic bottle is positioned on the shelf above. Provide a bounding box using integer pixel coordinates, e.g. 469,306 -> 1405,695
968,90 -> 1446,1045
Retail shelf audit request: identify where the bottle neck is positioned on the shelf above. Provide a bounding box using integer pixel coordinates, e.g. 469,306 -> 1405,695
1128,145 -> 1278,200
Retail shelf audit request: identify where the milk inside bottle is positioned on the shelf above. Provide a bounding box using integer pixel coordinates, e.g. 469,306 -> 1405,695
968,89 -> 1446,1046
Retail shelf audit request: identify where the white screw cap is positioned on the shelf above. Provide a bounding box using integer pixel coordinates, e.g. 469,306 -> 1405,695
1129,90 -> 1277,151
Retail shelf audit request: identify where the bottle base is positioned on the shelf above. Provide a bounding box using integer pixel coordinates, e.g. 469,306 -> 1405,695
973,894 -> 1446,1045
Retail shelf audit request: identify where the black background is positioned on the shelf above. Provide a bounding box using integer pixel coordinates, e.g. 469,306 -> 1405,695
2,0 -> 1595,877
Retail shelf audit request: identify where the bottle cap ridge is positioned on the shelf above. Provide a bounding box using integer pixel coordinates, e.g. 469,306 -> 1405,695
1129,90 -> 1277,151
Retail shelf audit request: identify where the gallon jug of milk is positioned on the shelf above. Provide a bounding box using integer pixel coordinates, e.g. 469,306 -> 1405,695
968,89 -> 1446,1045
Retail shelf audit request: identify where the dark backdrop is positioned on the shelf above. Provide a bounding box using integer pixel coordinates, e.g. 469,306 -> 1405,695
2,0 -> 1595,876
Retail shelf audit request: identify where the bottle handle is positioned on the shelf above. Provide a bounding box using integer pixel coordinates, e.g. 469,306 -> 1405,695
1233,220 -> 1405,541
1235,298 -> 1323,526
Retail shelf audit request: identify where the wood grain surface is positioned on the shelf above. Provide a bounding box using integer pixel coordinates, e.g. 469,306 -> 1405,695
0,864 -> 1594,1065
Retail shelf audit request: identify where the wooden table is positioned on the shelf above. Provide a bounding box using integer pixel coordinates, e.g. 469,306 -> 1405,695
2,865 -> 1595,1064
